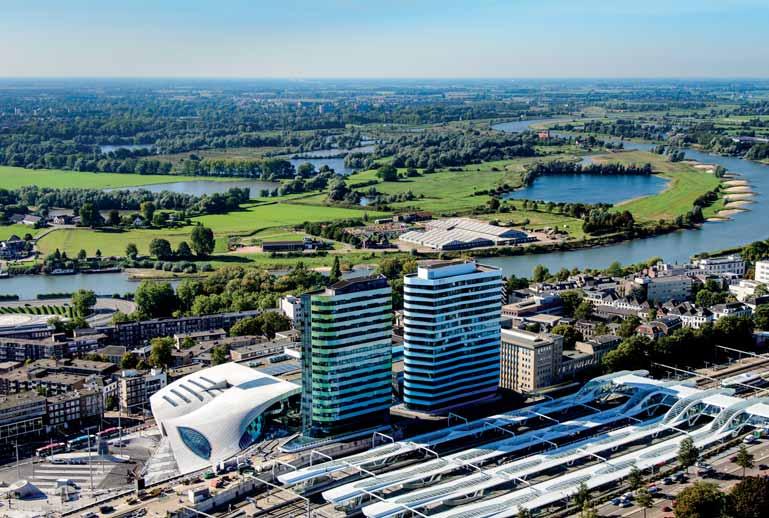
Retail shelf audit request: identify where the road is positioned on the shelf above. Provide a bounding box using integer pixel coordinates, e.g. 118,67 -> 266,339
593,438 -> 769,518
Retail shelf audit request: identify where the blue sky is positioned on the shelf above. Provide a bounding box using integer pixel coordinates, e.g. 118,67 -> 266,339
3,0 -> 769,78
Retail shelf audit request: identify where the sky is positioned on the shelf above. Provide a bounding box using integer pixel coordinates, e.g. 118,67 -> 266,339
3,0 -> 769,79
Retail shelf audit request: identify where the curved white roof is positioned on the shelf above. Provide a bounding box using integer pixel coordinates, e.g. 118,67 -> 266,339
150,362 -> 299,475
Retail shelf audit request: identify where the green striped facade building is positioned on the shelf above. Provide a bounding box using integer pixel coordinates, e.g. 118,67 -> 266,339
300,275 -> 392,437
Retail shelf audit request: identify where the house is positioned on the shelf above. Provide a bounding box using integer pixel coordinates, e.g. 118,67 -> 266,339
664,302 -> 713,329
7,214 -> 25,224
710,302 -> 752,321
636,316 -> 682,340
21,215 -> 42,227
50,215 -> 73,225
0,235 -> 27,260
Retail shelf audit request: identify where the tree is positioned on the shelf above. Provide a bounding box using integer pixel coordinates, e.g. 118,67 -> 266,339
515,508 -> 531,518
176,279 -> 201,312
532,264 -> 550,283
77,249 -> 87,261
678,437 -> 700,473
120,352 -> 139,369
107,209 -> 121,226
735,443 -> 755,478
71,289 -> 96,317
135,281 -> 177,318
551,324 -> 583,349
730,476 -> 769,518
578,502 -> 598,518
148,337 -> 174,369
573,481 -> 590,508
754,304 -> 769,330
176,241 -> 192,259
79,202 -> 102,228
211,344 -> 230,366
376,164 -> 398,182
675,482 -> 727,518
125,242 -> 138,258
140,201 -> 156,222
149,238 -> 173,259
574,300 -> 594,321
618,316 -> 642,338
628,465 -> 643,490
714,316 -> 755,347
635,487 -> 653,518
602,336 -> 651,372
95,248 -> 102,258
190,225 -> 215,256
560,290 -> 584,317
329,256 -> 342,284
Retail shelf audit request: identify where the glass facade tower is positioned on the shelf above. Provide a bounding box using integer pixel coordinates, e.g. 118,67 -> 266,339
403,260 -> 502,411
301,275 -> 392,437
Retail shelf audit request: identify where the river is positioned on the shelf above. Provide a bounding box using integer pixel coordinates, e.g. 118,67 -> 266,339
483,121 -> 767,277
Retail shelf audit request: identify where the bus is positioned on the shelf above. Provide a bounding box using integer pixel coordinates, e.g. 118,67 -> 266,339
36,443 -> 66,457
96,427 -> 121,439
67,434 -> 95,451
721,372 -> 769,394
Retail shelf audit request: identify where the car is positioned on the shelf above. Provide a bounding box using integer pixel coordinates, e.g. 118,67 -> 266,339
99,505 -> 114,514
648,486 -> 660,494
620,501 -> 633,508
760,464 -> 769,470
623,492 -> 634,500
663,506 -> 673,512
611,498 -> 622,506
663,477 -> 673,485
203,471 -> 215,480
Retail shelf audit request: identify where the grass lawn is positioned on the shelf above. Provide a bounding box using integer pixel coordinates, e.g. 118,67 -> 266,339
0,166 -> 229,190
36,228 -> 192,257
475,200 -> 589,240
0,224 -> 41,241
193,202 -> 388,235
154,146 -> 286,165
592,150 -> 722,222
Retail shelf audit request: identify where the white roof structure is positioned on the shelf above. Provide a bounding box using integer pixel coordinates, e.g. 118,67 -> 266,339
400,218 -> 532,251
150,362 -> 299,475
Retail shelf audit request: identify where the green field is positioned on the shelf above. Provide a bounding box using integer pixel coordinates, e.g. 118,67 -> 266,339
0,166 -> 231,190
193,201 -> 388,235
36,201 -> 387,257
0,224 -> 41,241
477,202 -> 590,240
593,150 -> 722,222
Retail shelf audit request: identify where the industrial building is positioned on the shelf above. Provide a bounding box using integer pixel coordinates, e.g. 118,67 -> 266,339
399,218 -> 534,250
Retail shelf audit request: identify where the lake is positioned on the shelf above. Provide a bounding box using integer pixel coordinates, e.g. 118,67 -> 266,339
504,173 -> 668,205
110,178 -> 281,196
484,120 -> 768,277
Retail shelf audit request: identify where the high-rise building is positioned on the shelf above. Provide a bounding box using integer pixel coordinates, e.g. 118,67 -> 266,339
403,260 -> 502,412
499,328 -> 563,393
300,276 -> 392,437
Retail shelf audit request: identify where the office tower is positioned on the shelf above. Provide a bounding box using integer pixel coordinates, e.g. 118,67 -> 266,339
403,260 -> 502,411
300,275 -> 392,437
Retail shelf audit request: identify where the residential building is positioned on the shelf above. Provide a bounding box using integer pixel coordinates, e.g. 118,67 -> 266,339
403,260 -> 502,411
711,302 -> 752,321
229,339 -> 289,362
499,328 -> 563,393
45,388 -> 103,431
0,235 -> 27,260
638,275 -> 693,303
729,279 -> 765,302
173,329 -> 226,349
664,302 -> 713,329
280,295 -> 303,324
756,261 -> 769,284
0,391 -> 46,444
696,254 -> 746,276
636,316 -> 683,340
117,369 -> 167,413
301,275 -> 392,437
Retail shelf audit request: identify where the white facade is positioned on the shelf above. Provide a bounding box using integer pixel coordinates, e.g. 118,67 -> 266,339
729,279 -> 764,302
696,254 -> 746,276
280,295 -> 303,323
640,275 -> 693,303
710,302 -> 752,321
403,260 -> 502,411
150,363 -> 299,475
755,261 -> 769,284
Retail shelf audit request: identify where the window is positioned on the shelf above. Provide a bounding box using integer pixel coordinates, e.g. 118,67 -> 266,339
177,427 -> 211,460
238,414 -> 265,450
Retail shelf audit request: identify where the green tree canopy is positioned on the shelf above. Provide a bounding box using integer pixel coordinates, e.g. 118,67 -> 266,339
190,225 -> 215,256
